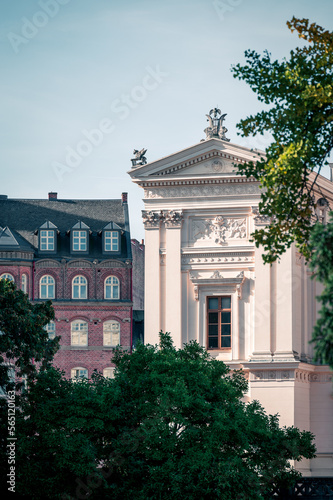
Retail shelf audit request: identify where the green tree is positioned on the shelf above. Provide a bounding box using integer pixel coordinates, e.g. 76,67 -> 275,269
0,279 -> 59,391
231,18 -> 333,368
0,279 -> 60,494
231,17 -> 333,263
13,333 -> 315,499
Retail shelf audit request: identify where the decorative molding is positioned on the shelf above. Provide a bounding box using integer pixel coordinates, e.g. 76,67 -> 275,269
181,252 -> 254,265
210,270 -> 223,279
155,150 -> 251,177
192,216 -> 247,245
35,259 -> 61,268
251,370 -> 294,381
189,272 -> 246,301
98,260 -> 127,268
144,181 -> 260,199
67,260 -> 92,268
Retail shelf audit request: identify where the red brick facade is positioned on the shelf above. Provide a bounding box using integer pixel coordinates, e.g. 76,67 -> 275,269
0,194 -> 143,380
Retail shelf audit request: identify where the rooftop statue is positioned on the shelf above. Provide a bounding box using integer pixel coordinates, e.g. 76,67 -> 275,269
204,108 -> 230,141
131,148 -> 147,168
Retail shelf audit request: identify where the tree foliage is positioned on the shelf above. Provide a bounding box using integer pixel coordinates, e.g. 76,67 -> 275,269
232,17 -> 333,263
0,279 -> 59,391
10,333 -> 315,499
308,215 -> 333,367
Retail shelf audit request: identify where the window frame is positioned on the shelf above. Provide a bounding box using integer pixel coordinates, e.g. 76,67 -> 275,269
40,275 -> 55,299
103,230 -> 120,253
44,320 -> 56,339
71,367 -> 88,380
71,320 -> 88,346
71,230 -> 88,253
0,273 -> 14,282
21,273 -> 28,294
72,275 -> 88,300
103,367 -> 115,379
39,229 -> 55,252
207,296 -> 232,350
103,320 -> 120,346
104,276 -> 120,300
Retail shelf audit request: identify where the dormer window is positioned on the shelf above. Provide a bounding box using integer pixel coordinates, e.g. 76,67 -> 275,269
71,221 -> 89,254
38,221 -> 57,253
73,231 -> 87,251
102,222 -> 121,254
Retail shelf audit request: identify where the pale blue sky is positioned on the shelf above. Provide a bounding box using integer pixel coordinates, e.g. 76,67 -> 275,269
1,0 -> 332,240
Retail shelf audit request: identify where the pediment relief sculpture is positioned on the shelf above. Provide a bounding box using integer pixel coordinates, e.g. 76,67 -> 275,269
192,216 -> 247,245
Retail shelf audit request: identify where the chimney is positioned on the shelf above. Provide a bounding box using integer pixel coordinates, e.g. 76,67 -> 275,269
121,192 -> 128,204
48,192 -> 57,200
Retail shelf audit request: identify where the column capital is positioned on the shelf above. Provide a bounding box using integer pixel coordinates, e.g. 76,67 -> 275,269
164,210 -> 184,228
142,210 -> 164,229
251,206 -> 271,226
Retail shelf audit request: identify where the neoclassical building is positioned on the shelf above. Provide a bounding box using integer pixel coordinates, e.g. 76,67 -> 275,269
129,110 -> 333,477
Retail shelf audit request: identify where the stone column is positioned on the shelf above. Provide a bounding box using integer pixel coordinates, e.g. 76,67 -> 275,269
142,211 -> 162,345
274,249 -> 294,359
164,211 -> 183,349
250,208 -> 272,360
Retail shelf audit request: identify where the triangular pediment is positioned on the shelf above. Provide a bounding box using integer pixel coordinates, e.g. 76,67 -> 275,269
128,138 -> 264,181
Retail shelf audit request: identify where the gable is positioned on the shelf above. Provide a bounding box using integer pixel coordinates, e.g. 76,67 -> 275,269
128,138 -> 264,180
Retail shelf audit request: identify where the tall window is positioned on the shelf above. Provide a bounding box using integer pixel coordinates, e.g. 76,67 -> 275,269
73,231 -> 87,251
103,321 -> 120,346
103,367 -> 115,379
104,276 -> 120,300
207,296 -> 231,350
21,274 -> 27,294
71,367 -> 88,380
40,230 -> 55,251
0,273 -> 14,282
44,321 -> 56,339
71,320 -> 88,346
104,231 -> 119,252
40,275 -> 55,299
72,275 -> 88,299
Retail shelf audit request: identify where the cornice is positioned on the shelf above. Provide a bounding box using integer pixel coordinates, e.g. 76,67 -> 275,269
138,176 -> 257,188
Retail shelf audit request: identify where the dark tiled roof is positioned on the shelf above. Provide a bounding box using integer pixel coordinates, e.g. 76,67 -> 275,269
0,198 -> 129,259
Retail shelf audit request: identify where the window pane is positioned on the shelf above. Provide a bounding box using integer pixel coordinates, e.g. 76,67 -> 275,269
221,324 -> 231,335
208,324 -> 218,335
221,336 -> 231,348
221,312 -> 231,323
209,312 -> 218,323
208,298 -> 219,309
208,337 -> 218,348
221,297 -> 231,309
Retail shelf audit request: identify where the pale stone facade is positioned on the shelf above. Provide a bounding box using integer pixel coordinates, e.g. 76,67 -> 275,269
129,116 -> 333,477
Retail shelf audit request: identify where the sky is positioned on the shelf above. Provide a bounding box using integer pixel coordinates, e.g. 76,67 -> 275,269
1,0 -> 333,241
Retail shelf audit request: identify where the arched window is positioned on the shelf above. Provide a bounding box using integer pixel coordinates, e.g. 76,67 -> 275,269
103,367 -> 115,379
104,276 -> 120,300
71,320 -> 88,346
103,320 -> 120,346
0,273 -> 14,282
71,367 -> 88,380
40,275 -> 55,299
44,320 -> 56,339
21,274 -> 27,294
72,275 -> 87,299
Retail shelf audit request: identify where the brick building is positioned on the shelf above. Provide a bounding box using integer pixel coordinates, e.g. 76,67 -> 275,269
0,192 -> 143,379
